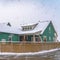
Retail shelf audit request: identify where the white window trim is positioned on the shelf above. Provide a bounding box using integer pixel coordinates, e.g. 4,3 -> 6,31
8,34 -> 13,42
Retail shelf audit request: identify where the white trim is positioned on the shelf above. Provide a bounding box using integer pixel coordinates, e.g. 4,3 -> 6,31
33,34 -> 35,43
39,36 -> 42,42
1,39 -> 6,42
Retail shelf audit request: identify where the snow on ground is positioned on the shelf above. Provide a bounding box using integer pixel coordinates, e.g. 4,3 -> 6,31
0,48 -> 59,57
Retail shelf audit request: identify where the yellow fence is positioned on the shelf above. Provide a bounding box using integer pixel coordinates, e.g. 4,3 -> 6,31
0,42 -> 60,53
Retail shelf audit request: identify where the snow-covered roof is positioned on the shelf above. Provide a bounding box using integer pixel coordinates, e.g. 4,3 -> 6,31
0,21 -> 50,35
19,21 -> 50,35
21,22 -> 38,27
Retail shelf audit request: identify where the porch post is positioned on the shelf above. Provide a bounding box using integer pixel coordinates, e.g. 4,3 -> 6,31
24,35 -> 26,41
33,34 -> 35,43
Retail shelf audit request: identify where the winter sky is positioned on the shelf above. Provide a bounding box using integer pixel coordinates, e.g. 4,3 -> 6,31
0,0 -> 60,40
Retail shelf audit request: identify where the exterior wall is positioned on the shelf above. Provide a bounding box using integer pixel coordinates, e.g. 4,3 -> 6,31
40,21 -> 56,42
0,33 -> 9,41
0,32 -> 19,42
12,34 -> 19,42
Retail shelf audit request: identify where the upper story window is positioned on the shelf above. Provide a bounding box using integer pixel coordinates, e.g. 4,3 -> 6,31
49,36 -> 51,40
22,26 -> 33,31
22,23 -> 38,31
49,27 -> 51,31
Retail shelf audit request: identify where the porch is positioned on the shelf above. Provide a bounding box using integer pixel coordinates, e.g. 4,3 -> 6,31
19,34 -> 42,43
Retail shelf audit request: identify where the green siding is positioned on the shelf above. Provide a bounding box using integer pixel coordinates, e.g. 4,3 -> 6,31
12,34 -> 19,41
0,33 -> 19,42
40,21 -> 56,42
0,33 -> 9,41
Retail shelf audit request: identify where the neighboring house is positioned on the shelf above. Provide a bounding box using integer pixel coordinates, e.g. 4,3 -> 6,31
0,21 -> 58,43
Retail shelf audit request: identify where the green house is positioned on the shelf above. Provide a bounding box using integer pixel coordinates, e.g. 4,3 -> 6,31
40,21 -> 57,42
19,21 -> 58,43
0,21 -> 58,43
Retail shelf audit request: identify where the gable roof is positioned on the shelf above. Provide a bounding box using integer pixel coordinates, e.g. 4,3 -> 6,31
0,21 -> 52,35
36,21 -> 50,34
50,21 -> 58,36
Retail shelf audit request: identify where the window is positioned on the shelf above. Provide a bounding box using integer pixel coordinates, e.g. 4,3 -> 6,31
22,26 -> 33,31
49,37 -> 51,40
1,39 -> 6,42
49,27 -> 51,33
8,35 -> 13,42
53,37 -> 55,41
22,28 -> 24,30
8,37 -> 11,41
1,39 -> 6,44
49,27 -> 51,31
54,33 -> 57,37
29,26 -> 32,29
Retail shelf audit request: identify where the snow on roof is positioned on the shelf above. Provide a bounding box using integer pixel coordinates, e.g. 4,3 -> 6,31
17,21 -> 50,35
0,21 -> 50,34
34,21 -> 50,34
0,23 -> 18,34
21,22 -> 38,27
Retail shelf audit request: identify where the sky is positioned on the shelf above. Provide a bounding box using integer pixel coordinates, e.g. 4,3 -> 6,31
0,0 -> 60,40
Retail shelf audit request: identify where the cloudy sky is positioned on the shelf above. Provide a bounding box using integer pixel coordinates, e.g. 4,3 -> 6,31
0,0 -> 60,40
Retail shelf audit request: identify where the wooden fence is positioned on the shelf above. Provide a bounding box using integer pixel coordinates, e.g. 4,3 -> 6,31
0,42 -> 60,53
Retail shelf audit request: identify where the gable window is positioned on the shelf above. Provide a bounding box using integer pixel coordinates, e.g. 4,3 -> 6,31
49,27 -> 51,31
43,36 -> 47,42
49,36 -> 51,40
22,26 -> 33,31
49,27 -> 51,34
22,23 -> 38,31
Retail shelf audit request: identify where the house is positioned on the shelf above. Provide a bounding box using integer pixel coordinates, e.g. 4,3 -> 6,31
0,21 -> 58,43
